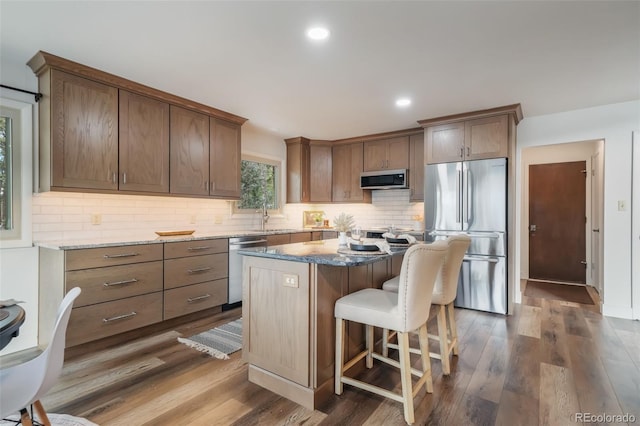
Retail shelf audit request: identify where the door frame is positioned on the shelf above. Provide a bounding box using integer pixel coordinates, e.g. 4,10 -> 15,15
520,140 -> 604,290
632,131 -> 640,320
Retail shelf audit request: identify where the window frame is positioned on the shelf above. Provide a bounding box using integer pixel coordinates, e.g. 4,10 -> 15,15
0,96 -> 33,248
232,153 -> 283,215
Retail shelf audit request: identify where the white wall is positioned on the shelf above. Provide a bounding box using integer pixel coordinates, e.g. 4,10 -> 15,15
516,100 -> 640,319
633,131 -> 640,320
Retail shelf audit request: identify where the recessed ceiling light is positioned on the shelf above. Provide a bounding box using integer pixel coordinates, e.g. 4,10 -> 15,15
395,98 -> 412,107
306,27 -> 330,41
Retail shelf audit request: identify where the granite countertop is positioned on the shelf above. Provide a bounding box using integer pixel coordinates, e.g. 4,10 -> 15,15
36,228 -> 328,250
238,238 -> 410,267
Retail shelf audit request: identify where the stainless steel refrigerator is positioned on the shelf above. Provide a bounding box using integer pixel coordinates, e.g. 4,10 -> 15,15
424,158 -> 507,314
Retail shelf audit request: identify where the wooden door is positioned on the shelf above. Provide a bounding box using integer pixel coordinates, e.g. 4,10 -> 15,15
50,70 -> 118,190
464,115 -> 508,160
119,90 -> 170,193
529,161 -> 586,283
169,106 -> 209,196
309,142 -> 332,202
332,144 -> 352,202
347,142 -> 366,201
363,140 -> 388,171
425,122 -> 465,164
285,138 -> 310,203
210,118 -> 241,199
409,133 -> 424,201
386,136 -> 409,169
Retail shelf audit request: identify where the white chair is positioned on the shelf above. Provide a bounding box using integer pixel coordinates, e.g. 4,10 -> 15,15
382,235 -> 471,375
1,287 -> 81,426
334,242 -> 447,425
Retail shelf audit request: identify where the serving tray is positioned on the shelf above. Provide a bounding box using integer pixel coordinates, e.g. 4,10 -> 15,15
155,230 -> 195,236
349,243 -> 380,252
385,237 -> 409,244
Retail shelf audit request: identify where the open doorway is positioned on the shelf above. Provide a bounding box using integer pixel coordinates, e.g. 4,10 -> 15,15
521,140 -> 604,304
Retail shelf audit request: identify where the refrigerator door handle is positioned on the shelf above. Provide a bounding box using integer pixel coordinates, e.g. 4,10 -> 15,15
456,168 -> 462,223
464,167 -> 472,225
464,255 -> 500,263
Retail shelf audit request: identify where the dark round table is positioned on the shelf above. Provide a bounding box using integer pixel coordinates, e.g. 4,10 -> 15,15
0,305 -> 26,350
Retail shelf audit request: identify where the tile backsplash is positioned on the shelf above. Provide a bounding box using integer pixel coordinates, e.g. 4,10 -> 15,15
32,189 -> 424,242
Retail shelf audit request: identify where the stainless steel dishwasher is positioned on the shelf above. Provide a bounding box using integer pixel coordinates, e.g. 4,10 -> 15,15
225,236 -> 268,309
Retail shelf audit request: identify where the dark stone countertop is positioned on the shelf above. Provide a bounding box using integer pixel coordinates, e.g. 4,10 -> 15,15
238,238 -> 410,267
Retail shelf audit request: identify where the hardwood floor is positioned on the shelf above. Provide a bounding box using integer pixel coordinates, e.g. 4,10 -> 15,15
22,287 -> 640,425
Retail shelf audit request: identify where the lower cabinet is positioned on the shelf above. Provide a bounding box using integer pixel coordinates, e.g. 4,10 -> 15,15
164,279 -> 227,320
39,238 -> 229,348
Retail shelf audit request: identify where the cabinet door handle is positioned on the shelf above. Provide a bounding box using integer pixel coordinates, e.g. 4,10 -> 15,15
187,294 -> 211,303
187,246 -> 213,251
187,266 -> 212,274
103,278 -> 138,287
205,181 -> 209,190
459,147 -> 464,158
103,311 -> 137,323
112,172 -> 117,184
103,252 -> 139,259
123,172 -> 127,184
466,146 -> 470,156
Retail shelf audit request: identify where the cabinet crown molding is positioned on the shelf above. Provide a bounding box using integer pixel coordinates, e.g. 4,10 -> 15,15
417,104 -> 523,127
27,50 -> 248,126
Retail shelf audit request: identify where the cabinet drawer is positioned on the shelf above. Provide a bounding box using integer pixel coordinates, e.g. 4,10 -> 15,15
65,244 -> 163,271
163,279 -> 228,320
66,292 -> 162,346
66,261 -> 163,307
266,234 -> 290,246
164,238 -> 228,259
290,232 -> 312,243
164,253 -> 228,289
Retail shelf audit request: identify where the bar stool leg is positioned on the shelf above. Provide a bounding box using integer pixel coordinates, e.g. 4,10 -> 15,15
34,400 -> 51,426
366,325 -> 374,368
335,318 -> 345,394
382,328 -> 389,357
398,331 -> 415,424
437,304 -> 451,375
418,324 -> 433,393
447,303 -> 459,356
20,408 -> 33,426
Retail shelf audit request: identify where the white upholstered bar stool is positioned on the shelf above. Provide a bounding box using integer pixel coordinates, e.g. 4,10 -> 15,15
334,242 -> 448,425
381,234 -> 471,375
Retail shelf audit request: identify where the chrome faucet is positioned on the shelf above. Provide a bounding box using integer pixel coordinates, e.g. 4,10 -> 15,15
258,200 -> 270,231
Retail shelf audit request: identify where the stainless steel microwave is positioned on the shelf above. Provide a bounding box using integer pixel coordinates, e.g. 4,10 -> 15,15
360,169 -> 408,189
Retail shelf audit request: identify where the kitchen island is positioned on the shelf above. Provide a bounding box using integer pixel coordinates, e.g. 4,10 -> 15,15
238,239 -> 409,409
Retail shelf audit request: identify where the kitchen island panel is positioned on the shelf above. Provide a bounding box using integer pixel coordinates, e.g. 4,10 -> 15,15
242,257 -> 310,387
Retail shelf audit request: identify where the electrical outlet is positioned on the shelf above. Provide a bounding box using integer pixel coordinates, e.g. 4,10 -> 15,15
190,214 -> 197,224
214,215 -> 223,224
618,200 -> 626,211
90,213 -> 101,225
283,273 -> 299,288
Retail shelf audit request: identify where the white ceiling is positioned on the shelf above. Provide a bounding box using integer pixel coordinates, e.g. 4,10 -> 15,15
1,1 -> 638,140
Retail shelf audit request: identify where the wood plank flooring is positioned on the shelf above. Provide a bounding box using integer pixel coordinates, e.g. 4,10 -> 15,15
10,284 -> 639,425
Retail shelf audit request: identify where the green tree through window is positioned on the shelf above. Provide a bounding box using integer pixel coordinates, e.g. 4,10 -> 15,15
238,159 -> 277,210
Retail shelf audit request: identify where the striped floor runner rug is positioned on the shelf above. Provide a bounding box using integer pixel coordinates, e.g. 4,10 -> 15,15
178,318 -> 242,359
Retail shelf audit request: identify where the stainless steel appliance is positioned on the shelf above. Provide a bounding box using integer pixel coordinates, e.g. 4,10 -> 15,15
360,169 -> 408,189
226,236 -> 268,308
425,158 -> 507,314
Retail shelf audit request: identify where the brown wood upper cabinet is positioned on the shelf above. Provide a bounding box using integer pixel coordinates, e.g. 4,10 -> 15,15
119,90 -> 170,193
363,136 -> 409,171
408,133 -> 424,201
285,137 -> 332,203
170,106 -> 210,196
47,70 -> 119,191
170,109 -> 241,198
424,114 -> 511,164
332,142 -> 371,203
210,118 -> 241,199
28,50 -> 247,198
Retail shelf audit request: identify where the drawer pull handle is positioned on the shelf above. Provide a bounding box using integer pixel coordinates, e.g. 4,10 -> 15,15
103,278 -> 138,287
103,253 -> 139,259
187,267 -> 212,274
103,311 -> 137,323
187,246 -> 213,251
187,294 -> 211,303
